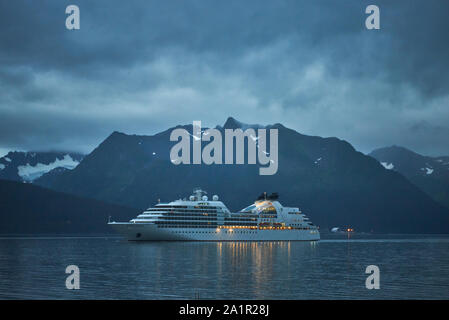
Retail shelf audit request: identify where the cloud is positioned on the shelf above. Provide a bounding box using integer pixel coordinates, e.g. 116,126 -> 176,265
0,0 -> 449,156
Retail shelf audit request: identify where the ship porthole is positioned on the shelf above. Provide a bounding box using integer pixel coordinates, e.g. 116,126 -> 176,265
136,233 -> 141,238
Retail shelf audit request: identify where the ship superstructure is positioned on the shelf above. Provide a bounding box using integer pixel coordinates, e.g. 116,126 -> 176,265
109,188 -> 320,241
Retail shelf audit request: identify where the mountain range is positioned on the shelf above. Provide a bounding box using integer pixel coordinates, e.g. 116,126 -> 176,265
369,146 -> 449,209
0,179 -> 139,234
0,151 -> 84,182
30,117 -> 449,234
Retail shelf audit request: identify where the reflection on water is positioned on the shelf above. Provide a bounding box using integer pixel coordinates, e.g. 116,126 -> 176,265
0,237 -> 448,299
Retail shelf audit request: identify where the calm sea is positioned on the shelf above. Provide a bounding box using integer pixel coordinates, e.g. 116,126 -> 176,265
0,235 -> 448,299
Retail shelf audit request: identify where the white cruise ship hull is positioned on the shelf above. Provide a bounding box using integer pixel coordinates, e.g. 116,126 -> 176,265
109,222 -> 320,241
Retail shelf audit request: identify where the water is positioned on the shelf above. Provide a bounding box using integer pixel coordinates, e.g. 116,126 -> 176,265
0,235 -> 448,299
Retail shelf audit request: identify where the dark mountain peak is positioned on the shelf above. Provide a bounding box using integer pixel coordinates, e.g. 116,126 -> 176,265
369,145 -> 449,209
223,116 -> 267,130
100,131 -> 136,147
108,131 -> 128,138
369,145 -> 427,167
271,123 -> 286,130
2,150 -> 23,159
370,145 -> 449,170
370,145 -> 419,157
369,146 -> 434,170
223,116 -> 242,129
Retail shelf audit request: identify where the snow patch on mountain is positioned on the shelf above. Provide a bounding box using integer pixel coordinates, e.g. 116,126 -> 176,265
421,167 -> 434,175
0,163 -> 5,170
17,155 -> 80,182
381,162 -> 394,170
5,157 -> 11,162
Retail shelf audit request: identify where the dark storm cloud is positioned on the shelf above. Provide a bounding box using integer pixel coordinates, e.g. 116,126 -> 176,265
0,0 -> 449,155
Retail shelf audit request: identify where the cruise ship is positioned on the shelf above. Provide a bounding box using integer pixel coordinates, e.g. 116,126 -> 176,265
108,188 -> 320,241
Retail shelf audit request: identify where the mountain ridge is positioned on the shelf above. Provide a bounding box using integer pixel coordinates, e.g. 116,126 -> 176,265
0,151 -> 84,183
34,117 -> 449,234
369,145 -> 449,209
0,178 -> 139,234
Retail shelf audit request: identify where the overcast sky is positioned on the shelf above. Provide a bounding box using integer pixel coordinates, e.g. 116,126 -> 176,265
1,0 -> 448,157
